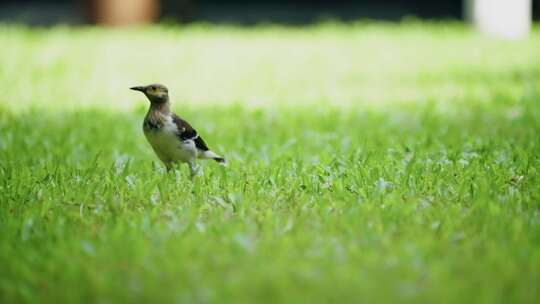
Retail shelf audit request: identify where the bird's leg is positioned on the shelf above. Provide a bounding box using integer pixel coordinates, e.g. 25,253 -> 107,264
188,161 -> 201,178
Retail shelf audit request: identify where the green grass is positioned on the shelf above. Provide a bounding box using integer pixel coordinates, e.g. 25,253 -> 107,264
1,22 -> 540,303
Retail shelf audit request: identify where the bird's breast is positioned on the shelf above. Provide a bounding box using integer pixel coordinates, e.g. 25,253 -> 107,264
143,117 -> 197,163
143,119 -> 162,131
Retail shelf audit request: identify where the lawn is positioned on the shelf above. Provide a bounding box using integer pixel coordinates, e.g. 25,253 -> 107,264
0,22 -> 539,303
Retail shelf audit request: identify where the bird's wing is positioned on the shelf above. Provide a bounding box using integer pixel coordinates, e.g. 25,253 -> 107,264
172,113 -> 210,151
193,136 -> 210,151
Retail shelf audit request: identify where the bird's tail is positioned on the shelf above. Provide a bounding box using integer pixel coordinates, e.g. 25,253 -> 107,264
213,157 -> 227,165
200,150 -> 227,166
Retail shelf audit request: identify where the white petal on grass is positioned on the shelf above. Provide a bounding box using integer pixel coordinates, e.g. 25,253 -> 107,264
506,106 -> 523,120
124,175 -> 136,188
282,217 -> 295,233
495,151 -> 510,165
36,189 -> 43,200
376,177 -> 392,192
281,138 -> 297,149
461,151 -> 480,160
150,188 -> 160,205
195,221 -> 206,233
451,231 -> 466,242
508,186 -> 519,197
234,234 -> 257,253
21,218 -> 33,242
114,153 -> 130,174
81,240 -> 96,256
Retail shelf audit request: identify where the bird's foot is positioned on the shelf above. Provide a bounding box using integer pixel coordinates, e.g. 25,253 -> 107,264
189,163 -> 202,179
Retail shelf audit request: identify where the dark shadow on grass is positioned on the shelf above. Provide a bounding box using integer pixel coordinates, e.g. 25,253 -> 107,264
0,1 -> 464,27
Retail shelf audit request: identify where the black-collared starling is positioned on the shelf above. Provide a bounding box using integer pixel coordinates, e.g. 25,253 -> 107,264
130,84 -> 226,177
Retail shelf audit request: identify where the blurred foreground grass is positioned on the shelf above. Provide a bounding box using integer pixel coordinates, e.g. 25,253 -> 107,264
0,23 -> 539,303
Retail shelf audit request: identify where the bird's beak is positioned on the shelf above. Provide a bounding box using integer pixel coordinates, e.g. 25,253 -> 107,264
130,86 -> 145,92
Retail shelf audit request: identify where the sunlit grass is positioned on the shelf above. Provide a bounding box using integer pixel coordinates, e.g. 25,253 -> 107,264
0,22 -> 539,303
1,22 -> 539,111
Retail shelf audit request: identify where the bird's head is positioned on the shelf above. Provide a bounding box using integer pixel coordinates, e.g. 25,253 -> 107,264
130,84 -> 169,104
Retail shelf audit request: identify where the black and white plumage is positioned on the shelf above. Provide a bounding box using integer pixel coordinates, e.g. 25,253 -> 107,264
130,84 -> 225,177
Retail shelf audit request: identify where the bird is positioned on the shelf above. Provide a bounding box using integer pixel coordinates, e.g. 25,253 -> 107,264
130,83 -> 226,177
